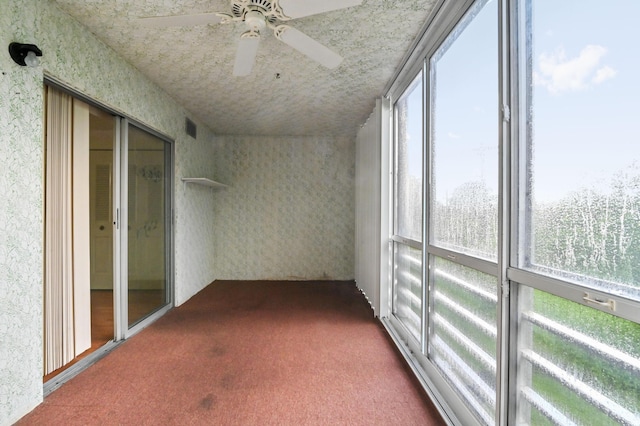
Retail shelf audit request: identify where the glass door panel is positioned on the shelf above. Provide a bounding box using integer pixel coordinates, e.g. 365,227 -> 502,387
89,108 -> 117,348
126,125 -> 170,327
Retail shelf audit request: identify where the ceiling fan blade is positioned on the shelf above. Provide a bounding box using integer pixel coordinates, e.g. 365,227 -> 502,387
138,12 -> 222,28
233,33 -> 261,77
277,0 -> 363,19
276,26 -> 342,69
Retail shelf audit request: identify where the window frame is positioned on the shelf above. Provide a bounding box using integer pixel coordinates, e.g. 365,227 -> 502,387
426,1 -> 505,424
382,0 -> 640,425
507,0 -> 640,423
507,0 -> 640,326
385,1 -> 500,425
391,68 -> 425,347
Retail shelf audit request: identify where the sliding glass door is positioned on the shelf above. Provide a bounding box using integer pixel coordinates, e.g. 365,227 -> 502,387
89,107 -> 117,355
44,85 -> 174,380
124,124 -> 172,328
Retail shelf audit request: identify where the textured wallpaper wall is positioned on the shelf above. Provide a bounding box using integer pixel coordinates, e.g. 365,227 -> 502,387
213,135 -> 355,281
174,128 -> 219,305
0,1 -> 217,423
2,2 -> 358,423
0,4 -> 45,423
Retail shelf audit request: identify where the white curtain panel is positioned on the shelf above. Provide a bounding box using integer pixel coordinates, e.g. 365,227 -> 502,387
44,86 -> 75,374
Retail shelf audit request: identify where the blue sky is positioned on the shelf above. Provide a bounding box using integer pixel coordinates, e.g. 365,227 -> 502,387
429,0 -> 498,203
531,0 -> 640,202
401,0 -> 639,203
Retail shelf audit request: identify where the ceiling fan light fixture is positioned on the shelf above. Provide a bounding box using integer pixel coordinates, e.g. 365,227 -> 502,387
137,0 -> 364,76
244,10 -> 267,31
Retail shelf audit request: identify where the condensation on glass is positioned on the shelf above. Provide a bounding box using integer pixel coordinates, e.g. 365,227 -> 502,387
518,0 -> 640,303
393,70 -> 424,343
427,0 -> 499,424
515,0 -> 640,424
516,286 -> 640,425
430,256 -> 498,425
393,244 -> 423,342
395,71 -> 424,243
429,0 -> 498,262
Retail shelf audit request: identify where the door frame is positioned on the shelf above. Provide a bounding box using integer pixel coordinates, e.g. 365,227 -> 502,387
117,118 -> 174,340
43,76 -> 175,393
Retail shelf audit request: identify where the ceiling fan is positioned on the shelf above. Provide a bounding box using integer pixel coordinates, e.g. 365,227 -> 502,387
139,0 -> 363,76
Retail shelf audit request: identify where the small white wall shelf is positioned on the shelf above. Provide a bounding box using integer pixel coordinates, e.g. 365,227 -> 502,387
181,177 -> 228,189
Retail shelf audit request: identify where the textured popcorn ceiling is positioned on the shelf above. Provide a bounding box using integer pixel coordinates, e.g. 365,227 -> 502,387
51,0 -> 437,137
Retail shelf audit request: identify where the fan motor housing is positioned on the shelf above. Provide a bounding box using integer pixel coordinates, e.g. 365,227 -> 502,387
232,0 -> 278,24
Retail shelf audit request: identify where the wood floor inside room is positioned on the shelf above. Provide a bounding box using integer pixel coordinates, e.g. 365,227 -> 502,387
44,289 -> 164,383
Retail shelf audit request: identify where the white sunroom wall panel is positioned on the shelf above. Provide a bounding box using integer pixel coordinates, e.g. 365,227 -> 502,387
355,100 -> 383,314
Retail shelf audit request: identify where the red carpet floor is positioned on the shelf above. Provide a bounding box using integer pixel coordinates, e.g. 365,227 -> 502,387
19,280 -> 445,425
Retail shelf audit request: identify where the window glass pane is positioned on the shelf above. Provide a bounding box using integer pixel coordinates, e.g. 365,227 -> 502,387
430,0 -> 498,261
520,0 -> 640,300
430,256 -> 498,425
516,287 -> 640,425
393,243 -> 422,342
395,72 -> 423,242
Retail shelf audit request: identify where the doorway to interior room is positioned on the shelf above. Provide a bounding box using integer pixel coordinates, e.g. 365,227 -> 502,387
43,84 -> 173,384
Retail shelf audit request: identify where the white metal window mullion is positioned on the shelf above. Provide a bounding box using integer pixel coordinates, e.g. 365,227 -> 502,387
379,96 -> 393,320
501,0 -> 526,424
506,0 -> 530,423
421,57 -> 430,357
496,0 -> 514,424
